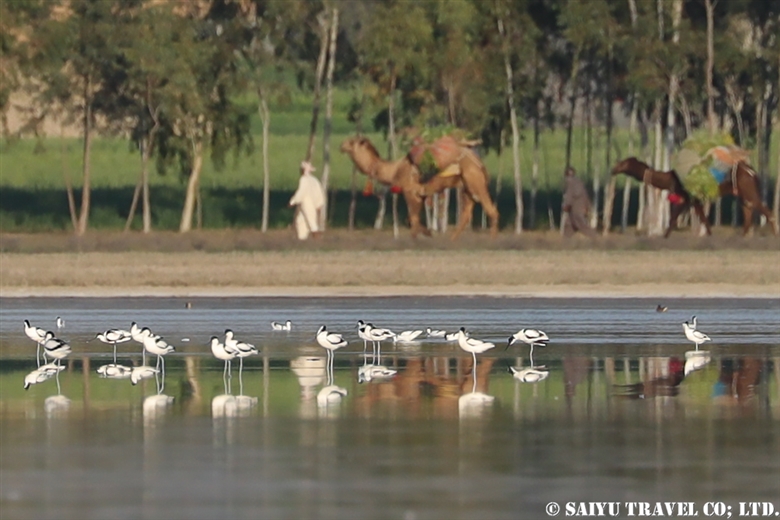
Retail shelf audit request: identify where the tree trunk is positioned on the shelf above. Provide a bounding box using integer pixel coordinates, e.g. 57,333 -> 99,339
531,104 -> 540,230
565,48 -> 581,168
259,89 -> 270,232
141,136 -> 152,233
602,44 -> 615,235
704,0 -> 717,135
60,128 -> 78,230
621,102 -> 637,232
305,11 -> 329,163
497,17 -> 522,234
124,178 -> 142,232
179,139 -> 204,233
319,7 -> 338,230
385,70 -> 399,234
77,74 -> 93,236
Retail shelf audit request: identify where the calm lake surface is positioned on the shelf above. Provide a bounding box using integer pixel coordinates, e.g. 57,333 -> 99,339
1,297 -> 779,520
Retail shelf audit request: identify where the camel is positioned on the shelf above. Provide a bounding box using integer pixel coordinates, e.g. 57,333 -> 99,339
340,136 -> 499,239
611,157 -> 711,237
612,156 -> 778,237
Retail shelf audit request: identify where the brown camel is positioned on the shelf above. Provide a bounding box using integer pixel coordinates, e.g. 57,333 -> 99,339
612,157 -> 777,237
340,136 -> 499,239
717,162 -> 778,236
611,157 -> 711,237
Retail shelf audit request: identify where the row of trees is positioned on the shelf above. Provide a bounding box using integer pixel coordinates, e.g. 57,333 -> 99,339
1,0 -> 778,235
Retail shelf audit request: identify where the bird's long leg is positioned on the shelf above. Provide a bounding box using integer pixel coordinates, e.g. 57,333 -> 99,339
36,343 -> 41,368
377,342 -> 382,364
363,339 -> 368,366
223,360 -> 228,382
55,370 -> 61,395
159,357 -> 166,394
529,344 -> 535,368
142,348 -> 146,366
472,351 -> 478,394
113,342 -> 118,365
239,357 -> 244,395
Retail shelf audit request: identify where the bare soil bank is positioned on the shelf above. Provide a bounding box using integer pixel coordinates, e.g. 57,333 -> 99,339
1,230 -> 777,297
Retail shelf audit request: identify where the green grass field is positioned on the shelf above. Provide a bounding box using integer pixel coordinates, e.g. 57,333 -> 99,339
0,94 -> 777,232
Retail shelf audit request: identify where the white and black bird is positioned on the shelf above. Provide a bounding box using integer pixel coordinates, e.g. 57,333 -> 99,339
445,331 -> 460,342
506,328 -> 549,368
316,325 -> 348,383
42,332 -> 71,366
23,320 -> 47,367
366,323 -> 394,361
393,330 -> 423,343
131,322 -> 160,365
683,316 -> 711,350
210,336 -> 238,380
224,329 -> 257,379
56,316 -> 65,330
141,328 -> 174,371
456,327 -> 495,393
271,320 -> 292,331
426,328 -> 446,338
96,329 -> 132,364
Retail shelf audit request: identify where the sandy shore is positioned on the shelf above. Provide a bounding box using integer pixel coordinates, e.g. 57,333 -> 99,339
2,246 -> 778,298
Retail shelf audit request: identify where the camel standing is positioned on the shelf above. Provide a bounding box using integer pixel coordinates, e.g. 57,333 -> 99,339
340,136 -> 499,239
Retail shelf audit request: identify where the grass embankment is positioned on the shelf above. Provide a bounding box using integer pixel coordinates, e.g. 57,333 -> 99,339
1,230 -> 778,297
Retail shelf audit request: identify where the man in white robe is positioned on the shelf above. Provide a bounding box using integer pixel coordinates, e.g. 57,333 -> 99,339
289,161 -> 325,240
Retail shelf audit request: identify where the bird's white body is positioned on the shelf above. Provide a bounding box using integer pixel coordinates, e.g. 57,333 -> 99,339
509,366 -> 550,383
316,326 -> 348,351
271,320 -> 292,331
394,330 -> 423,343
96,364 -> 132,379
211,336 -> 238,362
24,320 -> 46,343
426,328 -> 446,338
142,330 -> 174,357
97,329 -> 132,345
456,328 -> 495,355
508,328 -> 549,347
683,316 -> 711,348
42,332 -> 71,362
56,317 -> 65,330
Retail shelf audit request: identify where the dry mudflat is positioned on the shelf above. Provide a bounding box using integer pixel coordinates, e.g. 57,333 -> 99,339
1,229 -> 778,298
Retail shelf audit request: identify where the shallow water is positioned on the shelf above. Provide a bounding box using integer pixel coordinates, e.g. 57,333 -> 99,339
1,297 -> 779,520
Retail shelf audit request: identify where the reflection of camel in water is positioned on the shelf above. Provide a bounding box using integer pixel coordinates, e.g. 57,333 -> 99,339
714,358 -> 762,405
614,357 -> 686,399
353,356 -> 495,419
340,136 -> 499,239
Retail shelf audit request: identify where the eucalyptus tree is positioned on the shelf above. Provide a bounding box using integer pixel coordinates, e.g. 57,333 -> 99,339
151,6 -> 252,233
120,3 -> 185,233
26,0 -> 142,235
0,0 -> 50,138
358,0 -> 432,231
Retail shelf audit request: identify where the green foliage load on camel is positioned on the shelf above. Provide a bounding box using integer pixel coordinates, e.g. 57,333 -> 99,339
674,131 -> 750,201
405,126 -> 474,182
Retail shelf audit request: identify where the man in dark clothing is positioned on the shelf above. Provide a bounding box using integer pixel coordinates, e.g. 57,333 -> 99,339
562,166 -> 596,237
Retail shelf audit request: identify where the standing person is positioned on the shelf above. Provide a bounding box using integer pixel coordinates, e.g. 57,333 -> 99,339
562,166 -> 596,238
289,161 -> 325,240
